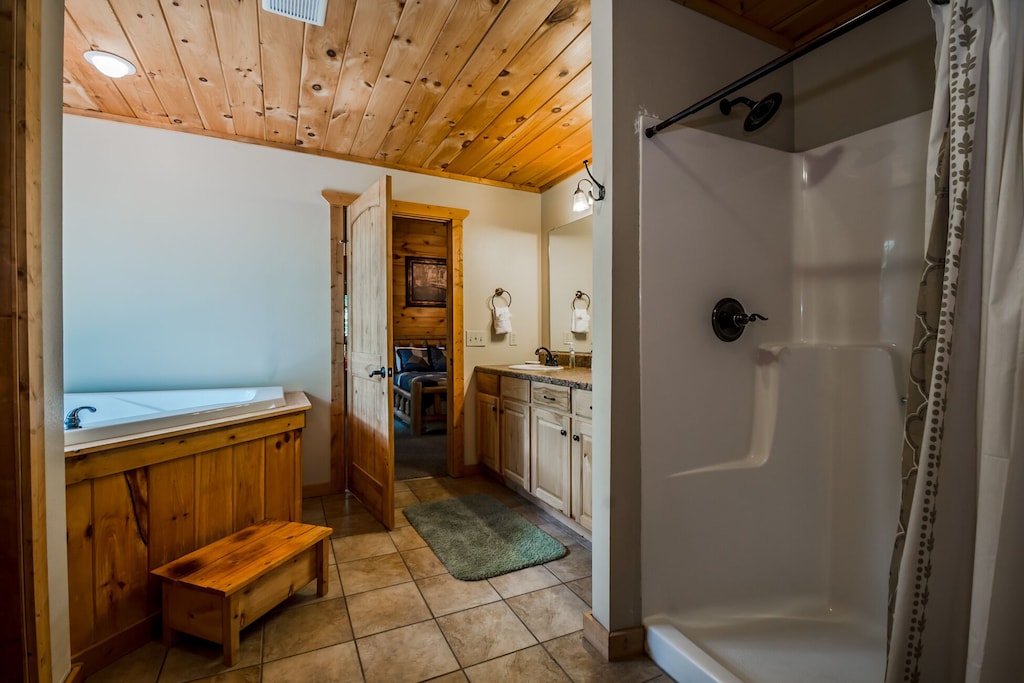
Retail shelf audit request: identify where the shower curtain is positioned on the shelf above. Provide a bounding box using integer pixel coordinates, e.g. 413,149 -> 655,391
887,1 -> 1024,682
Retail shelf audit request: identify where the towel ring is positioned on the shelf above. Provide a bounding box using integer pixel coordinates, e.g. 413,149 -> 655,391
490,288 -> 512,311
572,290 -> 591,311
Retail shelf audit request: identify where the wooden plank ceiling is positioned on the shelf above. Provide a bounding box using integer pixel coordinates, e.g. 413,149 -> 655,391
63,0 -> 890,192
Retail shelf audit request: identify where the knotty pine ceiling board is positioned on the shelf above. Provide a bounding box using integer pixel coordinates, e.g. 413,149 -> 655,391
63,0 -> 888,191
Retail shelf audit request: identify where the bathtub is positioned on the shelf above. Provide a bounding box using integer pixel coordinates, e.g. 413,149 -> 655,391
642,345 -> 902,683
63,386 -> 286,446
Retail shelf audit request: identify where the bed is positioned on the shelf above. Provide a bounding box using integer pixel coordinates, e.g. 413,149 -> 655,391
393,339 -> 448,436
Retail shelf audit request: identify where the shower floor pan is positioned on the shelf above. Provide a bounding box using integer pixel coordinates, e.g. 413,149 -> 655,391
646,605 -> 884,683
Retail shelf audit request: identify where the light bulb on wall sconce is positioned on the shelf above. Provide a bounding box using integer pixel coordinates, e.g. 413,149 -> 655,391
83,50 -> 137,78
572,159 -> 606,212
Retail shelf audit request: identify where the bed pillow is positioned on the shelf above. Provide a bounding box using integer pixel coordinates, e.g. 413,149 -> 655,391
395,346 -> 431,372
428,345 -> 447,372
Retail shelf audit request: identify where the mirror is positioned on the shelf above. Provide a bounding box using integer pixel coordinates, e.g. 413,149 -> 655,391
547,215 -> 593,352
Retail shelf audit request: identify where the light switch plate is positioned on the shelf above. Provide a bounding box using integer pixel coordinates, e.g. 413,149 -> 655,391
466,330 -> 486,347
509,332 -> 518,346
563,332 -> 573,344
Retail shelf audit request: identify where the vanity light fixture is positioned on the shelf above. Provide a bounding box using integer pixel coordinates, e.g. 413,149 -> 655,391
83,50 -> 137,79
572,159 -> 606,212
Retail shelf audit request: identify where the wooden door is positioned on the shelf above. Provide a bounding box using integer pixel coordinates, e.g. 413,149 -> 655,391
501,399 -> 530,489
346,176 -> 395,529
531,407 -> 571,513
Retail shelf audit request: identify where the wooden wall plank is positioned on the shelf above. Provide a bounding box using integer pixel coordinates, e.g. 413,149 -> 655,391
194,447 -> 234,546
147,457 -> 196,568
157,0 -> 235,134
392,216 -> 447,341
321,0 -> 404,154
341,0 -> 456,157
107,0 -> 204,128
487,97 -> 591,182
424,5 -> 591,172
62,10 -> 134,118
294,0 -> 357,149
92,474 -> 149,640
517,122 -> 593,189
209,0 -> 265,139
396,0 -> 563,167
66,482 -> 95,656
258,8 -> 304,144
265,431 -> 299,521
233,440 -> 266,530
64,0 -> 168,122
63,68 -> 100,111
374,0 -> 509,162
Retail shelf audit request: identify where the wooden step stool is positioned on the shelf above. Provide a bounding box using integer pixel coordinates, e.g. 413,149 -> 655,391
151,519 -> 332,666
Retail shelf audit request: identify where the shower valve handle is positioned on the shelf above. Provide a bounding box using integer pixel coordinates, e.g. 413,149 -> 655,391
734,312 -> 768,326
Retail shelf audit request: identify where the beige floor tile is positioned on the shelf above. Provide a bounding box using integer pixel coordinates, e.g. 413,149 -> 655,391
405,477 -> 445,492
276,565 -> 343,610
357,621 -> 459,683
393,507 -> 411,528
544,543 -> 592,583
543,632 -> 666,683
190,666 -> 261,683
517,508 -> 553,525
417,573 -> 501,617
262,597 -> 353,662
566,576 -> 592,606
464,645 -> 570,683
302,511 -> 328,526
487,565 -> 561,599
346,582 -> 432,638
412,485 -> 456,502
332,531 -> 397,562
322,494 -> 368,517
506,585 -> 588,642
424,673 -> 468,682
328,511 -> 386,537
261,642 -> 363,683
87,640 -> 167,683
158,628 -> 262,683
537,522 -> 581,546
338,552 -> 412,595
401,546 -> 448,579
436,601 -> 537,667
394,480 -> 411,493
394,490 -> 420,507
389,525 -> 427,551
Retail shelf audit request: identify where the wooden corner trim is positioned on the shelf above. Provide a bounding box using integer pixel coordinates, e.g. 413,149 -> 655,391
582,611 -> 646,661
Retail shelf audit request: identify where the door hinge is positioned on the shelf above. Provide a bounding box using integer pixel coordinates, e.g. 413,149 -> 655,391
339,240 -> 349,256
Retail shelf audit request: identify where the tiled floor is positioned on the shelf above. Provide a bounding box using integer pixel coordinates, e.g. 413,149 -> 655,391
86,475 -> 670,683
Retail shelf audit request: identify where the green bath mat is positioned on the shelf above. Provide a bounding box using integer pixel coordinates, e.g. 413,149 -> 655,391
403,493 -> 567,581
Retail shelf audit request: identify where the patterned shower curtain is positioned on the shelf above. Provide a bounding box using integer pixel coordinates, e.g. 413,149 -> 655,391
886,1 -> 1024,681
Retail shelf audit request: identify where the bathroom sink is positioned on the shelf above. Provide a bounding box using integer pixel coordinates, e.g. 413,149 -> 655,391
507,364 -> 561,371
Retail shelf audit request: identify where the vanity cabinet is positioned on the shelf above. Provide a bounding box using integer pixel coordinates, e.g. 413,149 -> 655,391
500,377 -> 531,489
531,406 -> 572,513
476,390 -> 500,473
571,389 -> 593,531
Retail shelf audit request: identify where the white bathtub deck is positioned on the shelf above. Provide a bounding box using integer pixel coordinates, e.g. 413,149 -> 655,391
646,609 -> 885,683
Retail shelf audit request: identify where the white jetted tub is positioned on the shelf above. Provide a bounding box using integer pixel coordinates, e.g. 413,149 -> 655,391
63,386 -> 286,446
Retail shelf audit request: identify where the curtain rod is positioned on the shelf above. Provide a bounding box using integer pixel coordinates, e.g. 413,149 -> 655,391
644,0 -> 910,139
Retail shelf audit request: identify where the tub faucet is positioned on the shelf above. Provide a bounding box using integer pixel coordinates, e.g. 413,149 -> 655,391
535,346 -> 559,367
65,405 -> 96,430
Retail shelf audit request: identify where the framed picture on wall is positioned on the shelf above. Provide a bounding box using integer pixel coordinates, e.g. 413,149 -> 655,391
405,256 -> 447,307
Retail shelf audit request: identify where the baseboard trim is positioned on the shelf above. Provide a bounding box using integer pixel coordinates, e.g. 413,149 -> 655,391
73,613 -> 161,678
583,611 -> 645,661
63,663 -> 85,683
302,482 -> 339,498
459,464 -> 484,477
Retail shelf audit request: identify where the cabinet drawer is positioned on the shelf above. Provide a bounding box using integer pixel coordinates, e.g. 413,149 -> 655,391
501,376 -> 530,402
573,389 -> 593,419
531,382 -> 570,412
477,372 -> 499,397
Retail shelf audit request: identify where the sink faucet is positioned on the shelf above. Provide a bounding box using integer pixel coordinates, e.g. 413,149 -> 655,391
65,405 -> 96,430
535,346 -> 559,367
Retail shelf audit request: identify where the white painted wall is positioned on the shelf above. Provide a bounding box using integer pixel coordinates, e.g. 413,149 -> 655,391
62,116 -> 542,484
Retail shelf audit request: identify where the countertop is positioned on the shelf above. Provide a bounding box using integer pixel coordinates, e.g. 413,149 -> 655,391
476,365 -> 592,390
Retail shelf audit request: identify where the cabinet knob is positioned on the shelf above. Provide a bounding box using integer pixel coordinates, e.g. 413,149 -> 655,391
560,429 -> 567,436
492,406 -> 497,412
572,434 -> 580,442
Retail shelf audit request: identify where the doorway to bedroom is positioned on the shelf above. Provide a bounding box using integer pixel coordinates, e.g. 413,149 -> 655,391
391,215 -> 450,480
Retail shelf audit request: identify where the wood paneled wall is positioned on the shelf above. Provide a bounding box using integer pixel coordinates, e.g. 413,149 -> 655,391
392,216 -> 447,342
65,410 -> 305,676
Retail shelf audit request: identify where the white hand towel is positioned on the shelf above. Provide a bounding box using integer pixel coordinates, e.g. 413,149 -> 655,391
571,308 -> 590,333
492,306 -> 512,334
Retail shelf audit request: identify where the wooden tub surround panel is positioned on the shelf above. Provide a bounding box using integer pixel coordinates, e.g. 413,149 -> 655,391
64,392 -> 311,677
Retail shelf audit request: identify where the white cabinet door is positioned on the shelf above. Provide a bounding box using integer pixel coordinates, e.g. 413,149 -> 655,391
476,393 -> 499,473
501,399 -> 530,489
571,418 -> 593,531
531,407 -> 571,513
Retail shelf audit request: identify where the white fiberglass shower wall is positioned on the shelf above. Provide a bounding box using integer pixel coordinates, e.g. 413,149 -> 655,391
639,111 -> 929,683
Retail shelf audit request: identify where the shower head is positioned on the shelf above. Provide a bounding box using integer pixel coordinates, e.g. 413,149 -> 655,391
719,92 -> 783,132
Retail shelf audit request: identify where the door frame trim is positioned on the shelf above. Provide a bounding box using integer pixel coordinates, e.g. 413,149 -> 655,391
322,189 -> 468,490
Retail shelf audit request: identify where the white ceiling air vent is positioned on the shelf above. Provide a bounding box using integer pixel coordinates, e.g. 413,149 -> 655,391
262,0 -> 328,26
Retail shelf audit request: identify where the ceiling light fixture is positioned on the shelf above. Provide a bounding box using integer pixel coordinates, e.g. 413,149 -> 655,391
572,159 -> 606,212
83,50 -> 137,78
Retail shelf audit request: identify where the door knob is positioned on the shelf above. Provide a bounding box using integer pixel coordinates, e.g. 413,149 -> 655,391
368,367 -> 385,377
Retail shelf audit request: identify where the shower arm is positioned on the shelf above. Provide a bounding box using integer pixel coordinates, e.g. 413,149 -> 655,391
644,0 -> 910,139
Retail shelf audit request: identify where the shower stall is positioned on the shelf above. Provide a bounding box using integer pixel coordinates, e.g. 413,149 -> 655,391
638,111 -> 930,682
